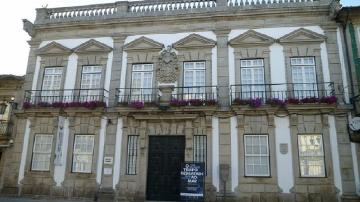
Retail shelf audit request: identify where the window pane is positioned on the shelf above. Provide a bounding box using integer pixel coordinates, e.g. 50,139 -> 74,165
32,134 -> 53,171
298,134 -> 325,177
72,135 -> 94,173
244,135 -> 269,176
126,135 -> 139,175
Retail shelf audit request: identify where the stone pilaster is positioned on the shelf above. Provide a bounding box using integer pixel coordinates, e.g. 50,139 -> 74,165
109,35 -> 127,106
214,29 -> 231,109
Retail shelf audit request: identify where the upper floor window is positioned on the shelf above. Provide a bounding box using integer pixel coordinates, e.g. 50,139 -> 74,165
183,61 -> 205,99
80,66 -> 102,101
72,135 -> 94,173
131,64 -> 153,101
298,134 -> 325,177
31,134 -> 53,171
291,57 -> 317,98
244,134 -> 270,177
240,59 -> 265,99
41,67 -> 63,102
0,103 -> 7,115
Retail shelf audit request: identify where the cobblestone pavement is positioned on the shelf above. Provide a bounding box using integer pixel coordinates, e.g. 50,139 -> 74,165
0,197 -> 93,202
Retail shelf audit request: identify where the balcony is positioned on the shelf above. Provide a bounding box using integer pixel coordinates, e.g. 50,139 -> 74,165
116,86 -> 218,108
24,89 -> 109,109
230,82 -> 336,106
0,120 -> 12,136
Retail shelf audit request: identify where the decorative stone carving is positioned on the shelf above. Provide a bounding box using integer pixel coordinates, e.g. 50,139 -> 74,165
36,41 -> 72,56
229,30 -> 275,47
278,28 -> 326,44
156,46 -> 179,83
73,39 -> 112,54
23,19 -> 35,37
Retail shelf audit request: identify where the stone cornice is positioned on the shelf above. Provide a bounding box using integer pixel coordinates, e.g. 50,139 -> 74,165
36,41 -> 72,56
73,39 -> 113,54
172,34 -> 216,50
278,28 -> 327,44
31,5 -> 331,33
229,30 -> 275,47
123,36 -> 164,52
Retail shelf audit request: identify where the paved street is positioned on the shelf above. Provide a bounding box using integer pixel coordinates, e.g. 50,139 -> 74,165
0,197 -> 92,202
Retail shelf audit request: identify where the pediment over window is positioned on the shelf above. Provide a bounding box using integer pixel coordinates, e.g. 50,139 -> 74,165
229,30 -> 275,47
279,28 -> 326,44
124,37 -> 164,52
172,34 -> 216,49
36,42 -> 72,56
74,39 -> 113,53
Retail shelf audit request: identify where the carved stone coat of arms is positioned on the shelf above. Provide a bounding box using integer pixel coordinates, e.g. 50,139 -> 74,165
156,46 -> 179,83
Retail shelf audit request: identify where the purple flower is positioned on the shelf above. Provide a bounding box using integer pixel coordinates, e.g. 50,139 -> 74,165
189,99 -> 204,106
249,98 -> 263,108
266,98 -> 287,107
205,99 -> 217,106
23,102 -> 32,109
170,99 -> 189,107
233,98 -> 250,105
300,97 -> 320,104
286,98 -> 300,104
129,101 -> 144,109
320,96 -> 337,104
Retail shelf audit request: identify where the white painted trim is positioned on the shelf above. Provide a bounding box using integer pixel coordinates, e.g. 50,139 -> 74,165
31,56 -> 41,91
351,143 -> 360,195
104,51 -> 113,105
212,117 -> 219,191
269,43 -> 287,94
328,115 -> 343,195
119,51 -> 128,91
113,117 -> 123,189
18,119 -> 31,184
229,46 -> 235,86
63,54 -> 78,102
211,47 -> 218,87
96,117 -> 107,184
336,27 -> 350,103
274,117 -> 294,193
53,117 -> 70,186
230,116 -> 238,192
320,42 -> 331,94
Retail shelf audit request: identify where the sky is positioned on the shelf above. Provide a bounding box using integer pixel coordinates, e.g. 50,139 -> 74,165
0,0 -> 358,76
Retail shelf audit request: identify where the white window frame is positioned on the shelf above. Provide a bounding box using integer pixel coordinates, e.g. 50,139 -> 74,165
131,64 -> 154,102
183,61 -> 206,100
240,59 -> 265,100
126,135 -> 139,175
41,67 -> 63,103
290,57 -> 318,98
244,134 -> 270,177
31,134 -> 53,171
298,134 -> 325,178
80,66 -> 102,102
72,135 -> 95,173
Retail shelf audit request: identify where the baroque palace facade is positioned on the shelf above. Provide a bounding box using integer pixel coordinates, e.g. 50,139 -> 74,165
1,0 -> 360,201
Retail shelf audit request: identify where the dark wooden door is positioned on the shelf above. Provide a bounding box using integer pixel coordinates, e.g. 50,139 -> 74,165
146,136 -> 185,201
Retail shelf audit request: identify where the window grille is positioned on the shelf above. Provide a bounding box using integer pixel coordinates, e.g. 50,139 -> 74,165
298,134 -> 325,177
72,135 -> 94,173
193,135 -> 207,172
31,134 -> 53,171
126,135 -> 139,175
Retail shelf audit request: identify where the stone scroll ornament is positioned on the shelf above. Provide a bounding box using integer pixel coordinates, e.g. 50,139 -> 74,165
156,46 -> 180,83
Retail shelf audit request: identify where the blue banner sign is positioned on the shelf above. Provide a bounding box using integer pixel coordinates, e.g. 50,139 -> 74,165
180,162 -> 205,201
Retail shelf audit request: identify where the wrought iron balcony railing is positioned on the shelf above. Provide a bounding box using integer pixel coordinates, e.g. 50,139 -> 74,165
116,88 -> 160,104
24,89 -> 109,106
0,120 -> 12,136
172,86 -> 218,101
230,82 -> 335,105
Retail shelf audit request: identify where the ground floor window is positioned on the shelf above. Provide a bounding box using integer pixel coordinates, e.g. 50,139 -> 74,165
31,134 -> 53,171
72,135 -> 94,173
126,135 -> 139,175
244,134 -> 270,177
298,134 -> 325,177
193,135 -> 207,173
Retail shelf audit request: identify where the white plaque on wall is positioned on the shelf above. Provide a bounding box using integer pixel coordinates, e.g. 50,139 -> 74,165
104,156 -> 114,165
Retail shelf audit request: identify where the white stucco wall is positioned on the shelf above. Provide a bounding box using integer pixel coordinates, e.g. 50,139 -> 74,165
230,116 -> 238,191
18,119 -> 31,184
212,117 -> 219,191
274,117 -> 294,193
113,117 -> 123,189
96,117 -> 107,184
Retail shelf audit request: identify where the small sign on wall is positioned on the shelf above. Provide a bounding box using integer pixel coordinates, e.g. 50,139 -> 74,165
104,167 -> 113,175
104,156 -> 113,165
280,143 -> 288,155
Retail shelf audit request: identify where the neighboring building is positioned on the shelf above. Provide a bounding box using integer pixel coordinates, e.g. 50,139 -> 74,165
0,75 -> 24,191
1,0 -> 359,201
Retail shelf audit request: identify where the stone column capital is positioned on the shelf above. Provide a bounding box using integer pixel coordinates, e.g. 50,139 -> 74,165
213,29 -> 231,37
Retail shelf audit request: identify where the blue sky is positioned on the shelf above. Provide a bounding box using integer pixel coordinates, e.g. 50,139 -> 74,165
0,0 -> 359,76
